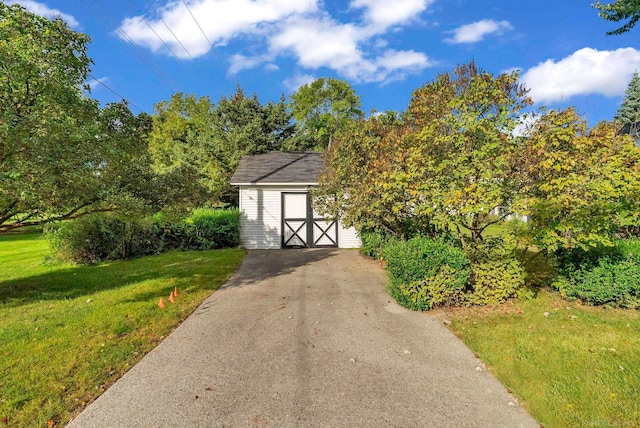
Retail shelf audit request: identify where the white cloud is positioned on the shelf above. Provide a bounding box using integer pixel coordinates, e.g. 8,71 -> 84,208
521,47 -> 640,103
88,76 -> 109,92
270,16 -> 366,74
350,0 -> 433,30
283,73 -> 316,91
7,0 -> 79,27
117,0 -> 433,83
445,19 -> 512,44
264,63 -> 279,72
268,14 -> 431,83
228,53 -> 271,74
118,0 -> 318,58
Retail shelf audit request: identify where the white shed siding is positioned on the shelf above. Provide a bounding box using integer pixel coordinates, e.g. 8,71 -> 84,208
338,225 -> 361,248
239,184 -> 361,249
239,185 -> 306,249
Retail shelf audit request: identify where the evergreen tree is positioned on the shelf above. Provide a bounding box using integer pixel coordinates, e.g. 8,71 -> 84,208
615,72 -> 640,124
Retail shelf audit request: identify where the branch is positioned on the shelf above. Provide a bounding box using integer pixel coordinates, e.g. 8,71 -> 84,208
0,199 -> 20,225
0,202 -> 114,233
477,209 -> 514,236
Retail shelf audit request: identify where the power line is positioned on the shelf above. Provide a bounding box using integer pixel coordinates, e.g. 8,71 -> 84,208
88,74 -> 143,113
179,0 -> 228,70
133,0 -> 223,95
80,0 -> 180,93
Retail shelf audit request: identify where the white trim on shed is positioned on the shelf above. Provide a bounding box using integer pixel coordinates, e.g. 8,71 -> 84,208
237,185 -> 360,250
231,152 -> 360,250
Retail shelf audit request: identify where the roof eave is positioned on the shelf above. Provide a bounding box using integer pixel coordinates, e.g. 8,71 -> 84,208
231,182 -> 319,186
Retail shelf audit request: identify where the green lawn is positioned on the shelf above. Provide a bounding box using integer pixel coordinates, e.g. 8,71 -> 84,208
0,232 -> 244,427
446,291 -> 640,427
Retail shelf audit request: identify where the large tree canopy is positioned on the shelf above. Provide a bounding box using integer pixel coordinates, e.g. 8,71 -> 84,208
287,77 -> 363,151
317,61 -> 640,252
0,5 -> 190,232
149,88 -> 294,205
1,4 -> 99,232
516,108 -> 640,251
595,0 -> 640,35
317,62 -> 532,245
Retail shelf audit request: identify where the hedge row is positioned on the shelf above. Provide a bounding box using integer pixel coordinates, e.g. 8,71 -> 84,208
362,231 -> 526,310
553,239 -> 640,309
46,209 -> 240,264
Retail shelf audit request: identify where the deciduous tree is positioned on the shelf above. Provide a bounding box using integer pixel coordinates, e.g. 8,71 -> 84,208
317,63 -> 533,246
287,78 -> 363,151
516,108 -> 640,251
1,4 -> 107,232
149,88 -> 294,205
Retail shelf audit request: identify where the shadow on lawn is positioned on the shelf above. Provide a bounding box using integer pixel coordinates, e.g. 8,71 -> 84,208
0,250 -> 242,308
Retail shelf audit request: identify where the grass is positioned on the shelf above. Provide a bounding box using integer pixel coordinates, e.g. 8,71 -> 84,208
0,231 -> 244,427
443,243 -> 640,427
445,290 -> 640,427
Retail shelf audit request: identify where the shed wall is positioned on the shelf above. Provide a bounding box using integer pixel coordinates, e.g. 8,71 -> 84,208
238,185 -> 361,250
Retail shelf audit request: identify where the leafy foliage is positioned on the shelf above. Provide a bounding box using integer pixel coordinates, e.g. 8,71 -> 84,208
153,208 -> 240,251
383,237 -> 471,310
315,111 -> 439,238
316,62 -> 531,244
46,215 -> 162,263
615,71 -> 640,124
404,62 -> 532,244
359,228 -> 392,259
0,5 -> 189,233
516,109 -> 640,251
595,0 -> 640,35
150,88 -> 294,205
465,235 -> 527,305
287,77 -> 363,151
553,238 -> 640,308
47,209 -> 240,264
555,258 -> 640,308
1,4 -> 94,230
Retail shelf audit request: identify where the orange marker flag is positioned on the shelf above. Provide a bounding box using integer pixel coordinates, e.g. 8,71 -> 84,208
168,291 -> 175,304
158,297 -> 165,308
174,286 -> 178,297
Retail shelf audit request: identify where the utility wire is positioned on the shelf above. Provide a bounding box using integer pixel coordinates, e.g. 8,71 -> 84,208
179,0 -> 228,70
132,0 -> 224,95
80,0 -> 180,93
88,74 -> 143,113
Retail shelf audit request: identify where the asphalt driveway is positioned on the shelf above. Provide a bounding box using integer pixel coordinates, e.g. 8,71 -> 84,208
68,249 -> 537,427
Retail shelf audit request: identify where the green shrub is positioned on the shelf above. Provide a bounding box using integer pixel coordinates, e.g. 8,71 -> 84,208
152,208 -> 240,251
384,237 -> 471,310
397,265 -> 469,310
46,215 -> 162,263
552,239 -> 640,308
555,259 -> 640,308
359,228 -> 391,260
159,208 -> 239,250
554,244 -> 624,275
47,209 -> 240,264
468,259 -> 526,305
466,235 -> 527,305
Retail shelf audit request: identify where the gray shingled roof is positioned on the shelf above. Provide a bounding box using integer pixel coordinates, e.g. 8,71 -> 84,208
230,151 -> 323,185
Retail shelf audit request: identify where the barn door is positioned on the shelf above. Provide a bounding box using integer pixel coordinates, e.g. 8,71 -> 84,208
311,205 -> 338,248
281,192 -> 337,248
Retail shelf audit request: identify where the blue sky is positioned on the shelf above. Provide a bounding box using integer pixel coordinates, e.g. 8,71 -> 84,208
10,0 -> 640,125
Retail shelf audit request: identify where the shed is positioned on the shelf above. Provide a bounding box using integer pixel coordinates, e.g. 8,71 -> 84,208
230,151 -> 361,249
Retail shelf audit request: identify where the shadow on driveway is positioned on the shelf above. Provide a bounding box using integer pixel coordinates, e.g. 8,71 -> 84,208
69,249 -> 538,428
